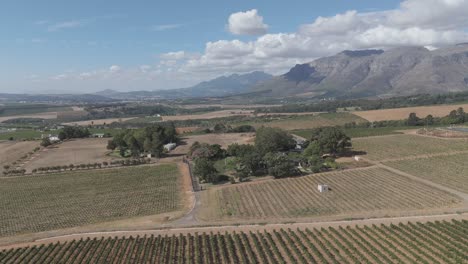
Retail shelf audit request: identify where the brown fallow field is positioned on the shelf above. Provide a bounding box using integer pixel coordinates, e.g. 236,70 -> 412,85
353,103 -> 468,121
0,112 -> 58,123
22,138 -> 118,173
61,117 -> 135,126
0,141 -> 40,173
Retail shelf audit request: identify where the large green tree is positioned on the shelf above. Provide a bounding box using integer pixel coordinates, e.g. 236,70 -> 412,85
306,127 -> 351,156
255,127 -> 296,155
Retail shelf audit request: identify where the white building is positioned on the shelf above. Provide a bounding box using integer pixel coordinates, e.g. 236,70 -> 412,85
318,184 -> 329,193
49,135 -> 60,142
164,143 -> 177,151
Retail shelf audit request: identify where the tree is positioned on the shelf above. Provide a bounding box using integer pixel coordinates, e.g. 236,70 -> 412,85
41,137 -> 52,147
407,112 -> 421,126
106,140 -> 117,150
255,127 -> 296,155
264,153 -> 299,179
307,127 -> 351,156
193,158 -> 219,183
424,114 -> 434,126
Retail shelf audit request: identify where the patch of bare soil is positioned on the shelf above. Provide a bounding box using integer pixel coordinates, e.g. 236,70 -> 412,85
22,138 -> 119,172
353,103 -> 468,122
62,117 -> 135,126
0,112 -> 58,122
0,141 -> 39,173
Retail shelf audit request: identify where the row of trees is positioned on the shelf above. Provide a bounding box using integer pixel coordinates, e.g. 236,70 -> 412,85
344,107 -> 468,129
191,127 -> 351,183
107,124 -> 178,158
32,159 -> 151,174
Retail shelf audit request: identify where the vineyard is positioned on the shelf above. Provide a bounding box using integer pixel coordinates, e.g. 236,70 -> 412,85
0,164 -> 182,237
385,153 -> 468,193
352,134 -> 468,161
1,220 -> 467,263
199,167 -> 460,220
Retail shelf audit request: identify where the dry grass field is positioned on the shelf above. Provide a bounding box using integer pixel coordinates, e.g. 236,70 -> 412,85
61,117 -> 135,126
352,134 -> 468,161
199,167 -> 461,221
22,138 -> 117,172
353,103 -> 468,121
246,113 -> 367,131
162,110 -> 254,121
0,112 -> 58,123
385,153 -> 468,193
2,220 -> 467,263
0,141 -> 39,173
0,164 -> 183,237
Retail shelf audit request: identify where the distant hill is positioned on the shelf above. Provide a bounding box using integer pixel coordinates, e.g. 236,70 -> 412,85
100,71 -> 273,99
253,44 -> 468,99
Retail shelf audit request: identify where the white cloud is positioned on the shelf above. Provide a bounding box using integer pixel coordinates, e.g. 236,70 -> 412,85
173,0 -> 468,77
160,51 -> 187,60
47,20 -> 88,32
152,24 -> 183,31
109,65 -> 121,73
228,9 -> 268,35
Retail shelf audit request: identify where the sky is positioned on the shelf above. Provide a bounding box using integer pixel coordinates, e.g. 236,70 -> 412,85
1,0 -> 468,94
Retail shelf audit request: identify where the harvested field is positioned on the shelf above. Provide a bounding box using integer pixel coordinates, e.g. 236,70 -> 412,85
2,220 -> 466,263
294,126 -> 411,139
22,138 -> 117,172
181,103 -> 282,109
385,153 -> 468,193
245,112 -> 367,131
162,110 -> 254,121
0,141 -> 39,173
61,117 -> 135,126
0,164 -> 183,237
200,167 -> 461,220
353,103 -> 468,121
352,134 -> 468,161
171,133 -> 254,156
0,112 -> 57,123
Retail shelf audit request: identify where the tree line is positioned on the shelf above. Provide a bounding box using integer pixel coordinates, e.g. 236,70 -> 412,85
106,124 -> 178,158
254,91 -> 468,113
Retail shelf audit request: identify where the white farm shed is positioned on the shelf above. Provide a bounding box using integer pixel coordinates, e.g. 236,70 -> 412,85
318,184 -> 329,193
164,143 -> 177,151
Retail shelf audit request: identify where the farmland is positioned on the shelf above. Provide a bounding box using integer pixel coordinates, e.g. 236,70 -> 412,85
352,134 -> 468,161
1,220 -> 467,263
242,112 -> 367,131
199,167 -> 461,220
0,141 -> 39,173
22,138 -> 117,172
0,130 -> 42,140
0,104 -> 72,117
385,153 -> 468,193
293,126 -> 411,139
0,164 -> 183,237
353,103 -> 468,121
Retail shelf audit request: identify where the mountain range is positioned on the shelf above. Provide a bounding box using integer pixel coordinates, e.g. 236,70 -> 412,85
3,44 -> 468,102
253,44 -> 468,99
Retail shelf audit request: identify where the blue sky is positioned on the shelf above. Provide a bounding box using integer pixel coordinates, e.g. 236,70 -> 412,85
1,0 -> 467,93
